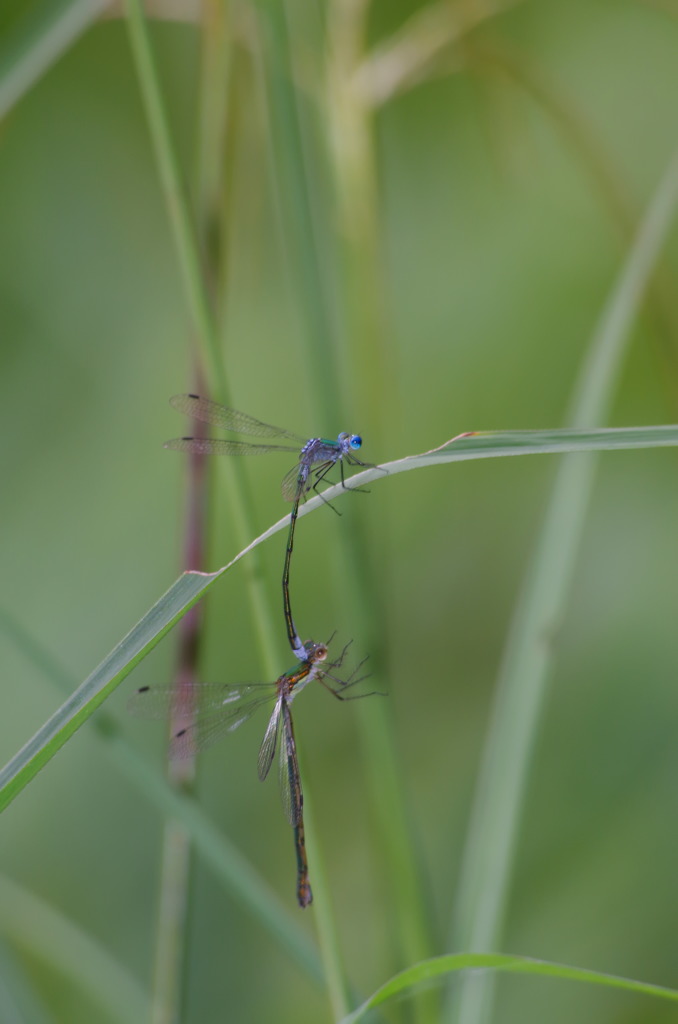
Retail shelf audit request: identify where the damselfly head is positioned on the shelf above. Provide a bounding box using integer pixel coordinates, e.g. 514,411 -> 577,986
338,431 -> 362,451
303,641 -> 328,663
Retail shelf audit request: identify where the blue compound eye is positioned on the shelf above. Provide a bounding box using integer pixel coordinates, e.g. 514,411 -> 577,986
350,435 -> 362,450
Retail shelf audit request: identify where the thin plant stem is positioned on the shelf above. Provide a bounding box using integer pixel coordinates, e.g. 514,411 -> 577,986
149,5 -> 233,1009
123,0 -> 281,680
194,0 -> 232,294
300,775 -> 350,1021
257,0 -> 344,424
254,3 -> 354,1014
194,0 -> 231,219
447,143 -> 678,1024
123,0 -> 225,397
326,0 -> 394,435
256,3 -> 428,1015
351,0 -> 520,108
122,4 -> 310,1012
151,382 -> 208,1024
151,820 -> 193,1024
326,8 -> 436,1016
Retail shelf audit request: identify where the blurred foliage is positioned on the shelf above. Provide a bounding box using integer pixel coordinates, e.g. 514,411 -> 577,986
2,1 -> 678,1022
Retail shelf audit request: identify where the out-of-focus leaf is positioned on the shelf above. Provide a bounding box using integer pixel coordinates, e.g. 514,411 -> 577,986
0,0 -> 108,119
340,953 -> 678,1023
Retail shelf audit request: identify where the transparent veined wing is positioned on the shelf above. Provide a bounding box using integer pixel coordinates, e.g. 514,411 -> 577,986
169,394 -> 306,442
279,701 -> 302,827
170,699 -> 267,759
280,463 -> 308,502
164,438 -> 301,456
128,682 -> 278,758
128,681 -> 277,718
257,698 -> 282,782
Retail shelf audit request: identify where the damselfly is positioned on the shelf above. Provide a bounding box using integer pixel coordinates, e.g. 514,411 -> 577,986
165,394 -> 378,658
128,639 -> 370,907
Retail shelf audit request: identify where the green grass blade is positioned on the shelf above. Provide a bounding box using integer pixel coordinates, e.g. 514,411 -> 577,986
340,954 -> 678,1024
256,7 -> 382,1015
122,0 -> 226,398
325,5 -> 436,1001
146,10 -> 233,1019
256,0 -> 342,420
379,424 -> 678,466
353,0 -> 518,108
1,873 -> 148,1024
1,423 -> 678,815
123,0 -> 282,682
0,607 -> 324,983
0,0 -> 107,119
448,144 -> 678,1024
3,424 -> 678,814
0,570 -> 220,812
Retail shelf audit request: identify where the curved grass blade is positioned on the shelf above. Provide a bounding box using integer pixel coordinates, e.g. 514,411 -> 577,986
2,424 -> 678,813
340,953 -> 678,1024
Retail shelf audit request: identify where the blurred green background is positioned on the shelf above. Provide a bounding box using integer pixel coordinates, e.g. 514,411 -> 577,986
2,1 -> 678,1022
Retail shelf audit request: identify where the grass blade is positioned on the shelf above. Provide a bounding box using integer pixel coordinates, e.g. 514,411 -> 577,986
3,425 -> 678,814
0,607 -> 324,983
0,0 -> 107,120
1,873 -> 148,1023
0,570 -> 219,812
448,144 -> 678,1024
341,954 -> 678,1024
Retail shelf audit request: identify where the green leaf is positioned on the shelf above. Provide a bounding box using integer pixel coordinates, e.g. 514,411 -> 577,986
2,423 -> 678,814
0,0 -> 108,119
340,953 -> 678,1024
0,569 -> 221,812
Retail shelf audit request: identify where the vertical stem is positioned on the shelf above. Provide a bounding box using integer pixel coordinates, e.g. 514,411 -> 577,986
260,2 -> 435,1016
301,782 -> 350,1021
147,2 -> 233,1011
151,387 -> 207,1024
150,820 -> 193,1024
122,2 -> 288,1013
123,0 -> 227,399
327,6 -> 435,1019
123,0 -> 280,681
254,4 -> 354,1015
326,0 -> 395,436
257,0 -> 343,423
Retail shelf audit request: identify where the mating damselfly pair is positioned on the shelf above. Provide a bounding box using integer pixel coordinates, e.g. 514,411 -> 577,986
129,395 -> 383,906
164,393 -> 376,657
